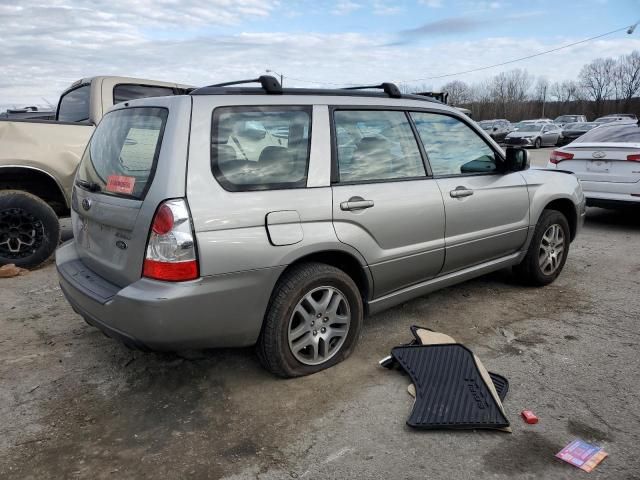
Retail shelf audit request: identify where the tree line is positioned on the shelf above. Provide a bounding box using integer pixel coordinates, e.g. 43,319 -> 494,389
402,50 -> 640,122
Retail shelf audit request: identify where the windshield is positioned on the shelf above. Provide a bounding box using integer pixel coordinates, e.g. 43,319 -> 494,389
575,124 -> 640,143
512,122 -> 542,132
566,122 -> 595,130
76,107 -> 168,199
58,85 -> 91,123
555,116 -> 576,122
478,121 -> 494,128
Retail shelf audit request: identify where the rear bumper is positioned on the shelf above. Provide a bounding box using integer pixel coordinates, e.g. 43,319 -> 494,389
580,179 -> 640,206
56,241 -> 284,350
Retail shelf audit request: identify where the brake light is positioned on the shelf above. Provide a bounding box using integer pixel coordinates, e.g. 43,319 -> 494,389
627,154 -> 640,162
143,199 -> 199,281
550,150 -> 574,164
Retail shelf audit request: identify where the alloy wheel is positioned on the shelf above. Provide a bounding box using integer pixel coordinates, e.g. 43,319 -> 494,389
287,286 -> 351,366
538,223 -> 565,275
0,208 -> 44,259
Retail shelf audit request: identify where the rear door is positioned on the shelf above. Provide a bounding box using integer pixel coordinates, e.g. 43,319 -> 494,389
72,97 -> 191,287
410,111 -> 530,274
330,109 -> 445,298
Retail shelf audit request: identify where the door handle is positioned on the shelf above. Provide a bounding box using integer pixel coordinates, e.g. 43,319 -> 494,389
450,186 -> 474,198
340,197 -> 374,211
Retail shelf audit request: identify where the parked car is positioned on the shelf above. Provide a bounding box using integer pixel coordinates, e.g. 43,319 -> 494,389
594,114 -> 637,124
505,122 -> 563,148
477,119 -> 512,143
0,106 -> 55,120
557,122 -> 599,145
554,114 -> 587,127
0,76 -> 192,268
56,76 -> 585,377
548,122 -> 640,209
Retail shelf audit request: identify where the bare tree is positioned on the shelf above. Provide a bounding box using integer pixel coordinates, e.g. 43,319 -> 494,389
534,77 -> 550,117
580,58 -> 615,116
441,80 -> 471,105
615,50 -> 640,110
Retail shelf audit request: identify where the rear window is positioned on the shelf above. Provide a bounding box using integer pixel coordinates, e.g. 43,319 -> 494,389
58,85 -> 91,123
76,107 -> 168,199
113,84 -> 177,105
575,124 -> 640,144
210,106 -> 311,191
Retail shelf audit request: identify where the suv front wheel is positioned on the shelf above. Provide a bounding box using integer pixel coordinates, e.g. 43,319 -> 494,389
514,209 -> 570,286
257,262 -> 363,377
0,190 -> 60,269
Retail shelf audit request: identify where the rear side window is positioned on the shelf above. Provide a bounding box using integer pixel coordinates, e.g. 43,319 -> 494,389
411,112 -> 498,176
113,84 -> 177,105
76,107 -> 168,199
211,106 -> 311,191
575,124 -> 640,143
58,85 -> 91,123
333,110 -> 425,182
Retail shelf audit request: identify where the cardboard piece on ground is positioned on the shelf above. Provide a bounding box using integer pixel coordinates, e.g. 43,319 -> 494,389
0,264 -> 28,278
408,328 -> 511,433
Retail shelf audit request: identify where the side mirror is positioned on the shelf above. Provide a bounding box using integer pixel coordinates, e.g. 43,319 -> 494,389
504,147 -> 529,172
493,127 -> 498,131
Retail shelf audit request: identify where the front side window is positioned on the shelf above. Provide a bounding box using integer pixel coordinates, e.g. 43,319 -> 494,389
113,84 -> 177,105
211,106 -> 311,191
58,85 -> 91,123
76,107 -> 168,199
411,112 -> 499,176
333,110 -> 425,183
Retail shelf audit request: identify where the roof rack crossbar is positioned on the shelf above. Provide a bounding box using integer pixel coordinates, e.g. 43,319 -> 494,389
343,82 -> 402,98
208,75 -> 282,94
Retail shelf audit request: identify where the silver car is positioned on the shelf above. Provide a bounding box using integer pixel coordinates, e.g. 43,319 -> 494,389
548,122 -> 640,208
505,122 -> 562,148
56,76 -> 585,377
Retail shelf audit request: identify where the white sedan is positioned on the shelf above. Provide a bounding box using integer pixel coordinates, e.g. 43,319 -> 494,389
547,122 -> 640,208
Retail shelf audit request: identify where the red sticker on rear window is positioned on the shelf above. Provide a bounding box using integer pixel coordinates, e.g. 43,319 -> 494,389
106,175 -> 135,195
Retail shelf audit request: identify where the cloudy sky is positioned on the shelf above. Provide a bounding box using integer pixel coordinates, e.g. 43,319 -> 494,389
1,0 -> 639,107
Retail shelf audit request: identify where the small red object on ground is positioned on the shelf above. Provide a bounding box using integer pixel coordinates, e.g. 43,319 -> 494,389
521,410 -> 539,424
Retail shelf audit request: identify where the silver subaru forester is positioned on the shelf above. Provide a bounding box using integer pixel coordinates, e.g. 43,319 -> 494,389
56,76 -> 585,377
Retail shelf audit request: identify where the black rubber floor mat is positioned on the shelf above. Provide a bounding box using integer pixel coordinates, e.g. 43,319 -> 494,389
391,344 -> 510,430
489,372 -> 509,402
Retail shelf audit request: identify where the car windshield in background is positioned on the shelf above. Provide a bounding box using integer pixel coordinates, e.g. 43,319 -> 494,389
574,124 -> 640,143
57,85 -> 91,123
513,123 -> 542,132
76,107 -> 168,199
566,122 -> 596,130
478,121 -> 494,128
555,116 -> 576,123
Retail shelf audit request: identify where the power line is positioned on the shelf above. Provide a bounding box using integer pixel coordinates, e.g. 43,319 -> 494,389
281,24 -> 632,87
402,25 -> 631,82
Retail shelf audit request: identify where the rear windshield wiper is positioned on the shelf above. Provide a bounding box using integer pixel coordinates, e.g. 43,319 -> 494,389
75,178 -> 101,192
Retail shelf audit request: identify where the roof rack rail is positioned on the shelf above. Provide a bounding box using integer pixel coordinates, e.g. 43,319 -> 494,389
343,82 -> 402,99
208,75 -> 282,94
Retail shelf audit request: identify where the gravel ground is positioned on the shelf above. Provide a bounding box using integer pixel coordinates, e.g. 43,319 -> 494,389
1,199 -> 639,479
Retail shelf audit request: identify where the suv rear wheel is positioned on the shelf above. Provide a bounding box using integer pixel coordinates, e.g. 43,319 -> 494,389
257,262 -> 363,377
514,209 -> 570,286
0,190 -> 60,269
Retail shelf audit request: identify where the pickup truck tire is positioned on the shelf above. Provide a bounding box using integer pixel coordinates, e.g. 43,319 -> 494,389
0,190 -> 60,269
257,262 -> 363,378
514,209 -> 570,286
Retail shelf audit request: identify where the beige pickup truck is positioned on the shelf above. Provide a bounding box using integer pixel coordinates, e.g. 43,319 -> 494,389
0,76 -> 191,268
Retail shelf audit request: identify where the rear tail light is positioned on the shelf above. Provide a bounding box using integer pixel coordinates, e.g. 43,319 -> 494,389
627,154 -> 640,162
143,199 -> 199,281
550,150 -> 574,164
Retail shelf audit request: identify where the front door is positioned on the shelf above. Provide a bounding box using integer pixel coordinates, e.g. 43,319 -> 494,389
410,112 -> 530,274
330,109 -> 446,298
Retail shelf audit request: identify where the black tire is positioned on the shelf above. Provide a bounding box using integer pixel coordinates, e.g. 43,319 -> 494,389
534,137 -> 542,149
514,209 -> 570,286
257,262 -> 363,378
0,190 -> 60,269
